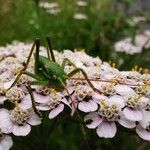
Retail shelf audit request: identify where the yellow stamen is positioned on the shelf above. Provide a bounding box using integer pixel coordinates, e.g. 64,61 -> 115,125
14,100 -> 19,107
134,65 -> 138,71
49,88 -> 57,95
138,67 -> 143,73
112,63 -> 116,68
144,69 -> 149,74
100,100 -> 109,108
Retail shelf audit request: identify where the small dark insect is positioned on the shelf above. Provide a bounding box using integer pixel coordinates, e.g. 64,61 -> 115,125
7,36 -> 101,116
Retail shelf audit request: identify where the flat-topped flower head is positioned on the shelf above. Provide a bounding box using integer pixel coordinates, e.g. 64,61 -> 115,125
123,94 -> 149,122
0,71 -> 14,83
10,107 -> 29,125
36,91 -> 70,119
69,72 -> 86,86
1,57 -> 18,66
75,85 -> 93,101
0,108 -> 41,136
35,86 -> 50,96
11,63 -> 24,75
17,75 -> 30,86
86,66 -> 101,79
84,95 -> 125,138
6,87 -> 25,103
126,94 -> 148,109
134,85 -> 149,96
99,100 -> 120,121
73,85 -> 98,112
48,92 -> 62,109
99,83 -> 116,96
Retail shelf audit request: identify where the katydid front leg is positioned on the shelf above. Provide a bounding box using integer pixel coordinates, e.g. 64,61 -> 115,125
26,83 -> 42,117
7,39 -> 40,90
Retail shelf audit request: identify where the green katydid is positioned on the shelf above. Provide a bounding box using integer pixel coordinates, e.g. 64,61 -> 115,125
6,36 -> 101,116
7,36 -> 101,94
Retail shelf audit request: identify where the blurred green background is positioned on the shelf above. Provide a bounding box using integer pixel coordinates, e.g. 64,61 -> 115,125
0,0 -> 150,149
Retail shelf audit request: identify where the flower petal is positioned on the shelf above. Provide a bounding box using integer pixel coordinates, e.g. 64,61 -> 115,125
19,94 -> 32,109
118,113 -> 136,128
109,95 -> 125,109
27,111 -> 41,126
96,121 -> 117,138
0,96 -> 6,104
92,93 -> 108,103
36,105 -> 50,111
0,135 -> 13,150
0,109 -> 13,134
33,92 -> 50,104
78,100 -> 98,112
123,107 -> 143,121
136,124 -> 150,141
49,103 -> 64,119
12,124 -> 31,136
115,85 -> 135,96
139,110 -> 150,129
61,98 -> 70,107
84,112 -> 103,129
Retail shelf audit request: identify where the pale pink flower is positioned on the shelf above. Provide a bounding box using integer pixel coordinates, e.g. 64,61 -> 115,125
122,94 -> 149,122
135,110 -> 150,141
84,95 -> 125,138
5,87 -> 32,109
72,85 -> 98,113
36,92 -> 70,119
0,108 -> 41,136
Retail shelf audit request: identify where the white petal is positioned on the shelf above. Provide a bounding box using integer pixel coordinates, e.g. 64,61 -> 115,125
0,109 -> 13,134
61,98 -> 70,107
3,80 -> 15,89
84,112 -> 103,129
123,108 -> 143,121
109,95 -> 125,109
19,95 -> 32,109
33,92 -> 50,103
118,113 -> 136,128
12,124 -> 31,136
139,110 -> 150,129
36,105 -> 50,111
96,122 -> 117,138
136,124 -> 150,141
78,100 -> 98,112
0,96 -> 6,104
0,135 -> 13,150
140,97 -> 149,108
92,93 -> 108,103
115,85 -> 135,96
27,111 -> 41,126
49,104 -> 64,119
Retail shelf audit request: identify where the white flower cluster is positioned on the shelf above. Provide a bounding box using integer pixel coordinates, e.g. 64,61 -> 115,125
39,2 -> 61,15
73,0 -> 88,20
0,42 -> 150,149
114,30 -> 150,54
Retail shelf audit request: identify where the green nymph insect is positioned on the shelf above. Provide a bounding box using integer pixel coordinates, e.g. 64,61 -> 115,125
7,36 -> 101,115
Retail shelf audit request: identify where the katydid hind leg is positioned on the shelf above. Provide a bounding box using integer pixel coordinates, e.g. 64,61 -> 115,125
63,58 -> 101,94
68,68 -> 101,94
34,38 -> 40,74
